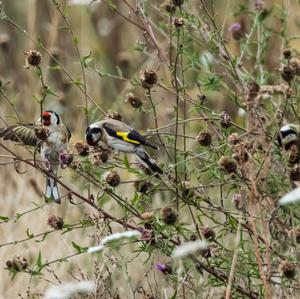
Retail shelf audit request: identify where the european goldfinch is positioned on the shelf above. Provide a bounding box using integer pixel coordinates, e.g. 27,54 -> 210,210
0,110 -> 71,203
85,119 -> 163,174
277,124 -> 300,150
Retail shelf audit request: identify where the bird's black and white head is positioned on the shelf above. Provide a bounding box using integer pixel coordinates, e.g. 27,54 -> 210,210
86,124 -> 103,146
41,110 -> 60,127
277,124 -> 300,150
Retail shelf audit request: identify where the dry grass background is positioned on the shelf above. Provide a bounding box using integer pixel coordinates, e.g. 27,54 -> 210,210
0,0 -> 300,298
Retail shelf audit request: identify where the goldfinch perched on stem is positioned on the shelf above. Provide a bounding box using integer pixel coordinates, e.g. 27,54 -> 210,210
85,119 -> 163,174
0,110 -> 71,203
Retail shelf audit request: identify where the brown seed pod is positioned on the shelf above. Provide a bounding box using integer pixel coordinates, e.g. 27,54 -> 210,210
283,48 -> 292,60
290,165 -> 300,181
182,180 -> 194,198
126,92 -> 143,109
219,156 -> 237,174
59,152 -> 74,168
228,133 -> 240,145
247,81 -> 260,98
196,131 -> 212,146
202,227 -> 216,240
90,151 -> 109,166
134,180 -> 153,193
48,215 -> 64,230
140,69 -> 158,89
172,0 -> 184,6
289,144 -> 300,166
174,18 -> 184,28
24,50 -> 42,66
0,33 -> 10,51
220,111 -> 232,128
281,64 -> 297,83
103,170 -> 120,187
7,257 -> 28,271
280,261 -> 296,279
289,58 -> 300,76
254,0 -> 264,11
162,207 -> 177,225
160,1 -> 176,13
34,124 -> 49,141
111,112 -> 122,121
141,212 -> 154,221
74,141 -> 90,156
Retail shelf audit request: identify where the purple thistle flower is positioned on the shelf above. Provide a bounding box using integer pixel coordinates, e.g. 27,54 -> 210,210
229,22 -> 244,40
59,151 -> 73,168
155,262 -> 172,275
229,22 -> 242,33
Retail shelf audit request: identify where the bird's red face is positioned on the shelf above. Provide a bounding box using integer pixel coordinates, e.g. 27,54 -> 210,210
42,111 -> 52,126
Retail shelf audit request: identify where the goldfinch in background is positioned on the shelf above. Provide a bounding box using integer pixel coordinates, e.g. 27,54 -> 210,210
277,124 -> 300,150
85,118 -> 163,174
0,110 -> 71,203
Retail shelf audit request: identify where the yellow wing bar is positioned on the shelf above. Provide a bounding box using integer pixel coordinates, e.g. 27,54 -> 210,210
116,132 -> 140,144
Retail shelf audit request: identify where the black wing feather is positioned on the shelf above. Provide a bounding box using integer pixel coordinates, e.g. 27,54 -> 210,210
0,124 -> 39,146
103,123 -> 158,149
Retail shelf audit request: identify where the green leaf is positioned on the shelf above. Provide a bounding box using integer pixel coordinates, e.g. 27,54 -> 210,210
72,241 -> 86,253
26,228 -> 34,238
123,154 -> 129,168
0,215 -> 9,222
116,65 -> 123,78
73,35 -> 79,45
81,51 -> 93,68
36,251 -> 44,270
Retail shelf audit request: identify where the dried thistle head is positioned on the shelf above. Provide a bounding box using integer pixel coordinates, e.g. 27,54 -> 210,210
24,50 -> 42,67
219,156 -> 237,174
90,151 -> 109,166
196,131 -> 212,146
34,124 -> 49,141
202,227 -> 216,240
103,170 -> 120,187
228,133 -> 241,146
254,0 -> 264,11
134,180 -> 153,193
110,112 -> 122,121
280,261 -> 296,279
160,1 -> 176,13
229,22 -> 244,40
162,207 -> 177,225
48,215 -> 64,230
140,69 -> 158,89
172,0 -> 184,6
6,257 -> 28,272
220,111 -> 232,128
182,180 -> 194,198
74,141 -> 90,156
125,92 -> 143,109
290,165 -> 300,181
0,33 -> 10,51
174,18 -> 184,28
283,48 -> 292,60
247,81 -> 260,98
59,151 -> 74,168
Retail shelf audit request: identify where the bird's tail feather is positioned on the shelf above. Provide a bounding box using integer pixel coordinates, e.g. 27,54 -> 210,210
45,176 -> 61,204
135,148 -> 163,174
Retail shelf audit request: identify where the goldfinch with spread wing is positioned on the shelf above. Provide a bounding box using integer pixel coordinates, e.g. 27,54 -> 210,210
85,119 -> 163,174
0,110 -> 71,203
